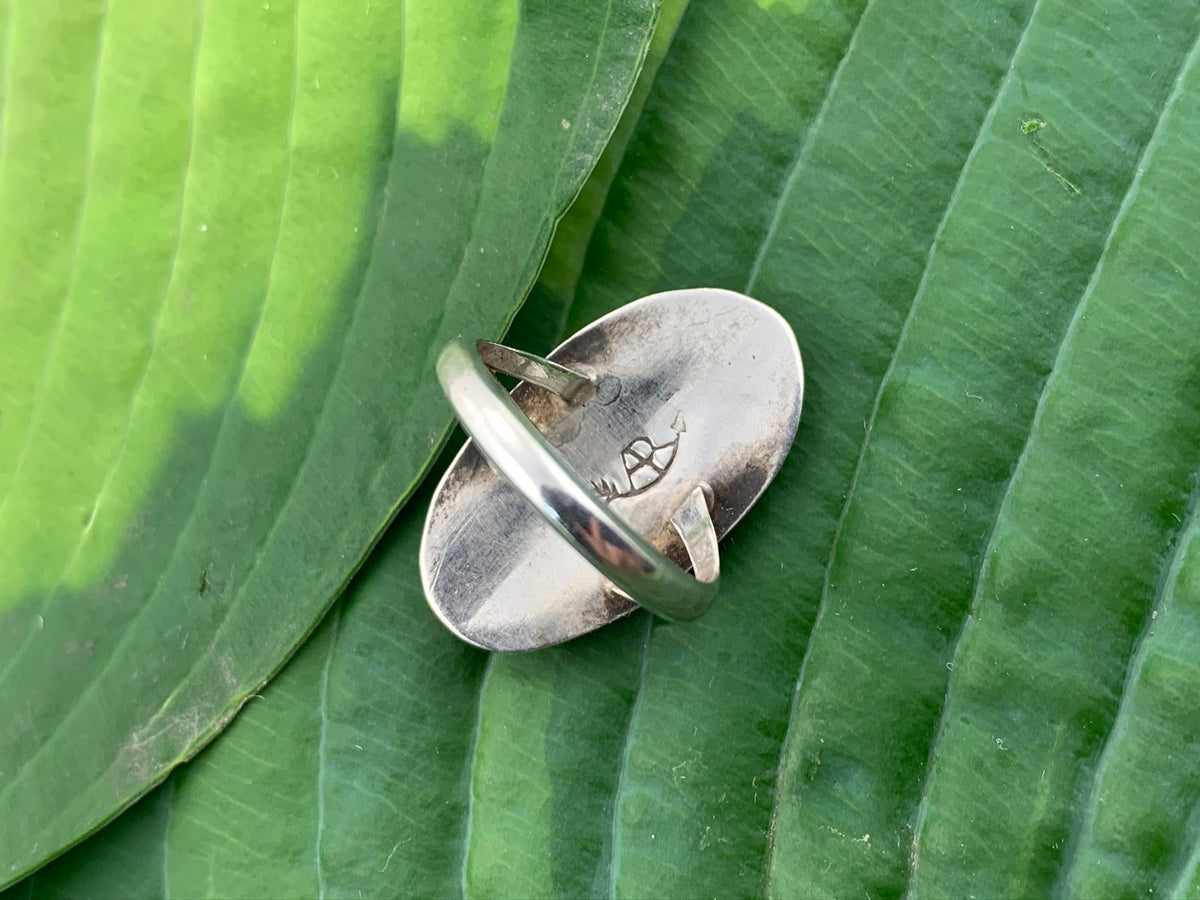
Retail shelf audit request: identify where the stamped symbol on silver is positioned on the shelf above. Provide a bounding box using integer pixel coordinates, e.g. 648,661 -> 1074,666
593,412 -> 686,501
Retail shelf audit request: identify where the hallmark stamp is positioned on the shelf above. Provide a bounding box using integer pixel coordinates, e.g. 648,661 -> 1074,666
593,412 -> 686,501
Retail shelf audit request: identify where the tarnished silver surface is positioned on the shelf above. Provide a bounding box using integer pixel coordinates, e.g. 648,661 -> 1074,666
668,484 -> 720,586
432,337 -> 722,623
476,340 -> 594,402
420,288 -> 804,652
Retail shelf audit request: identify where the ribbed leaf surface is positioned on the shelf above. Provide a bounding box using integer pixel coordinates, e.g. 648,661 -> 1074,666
9,0 -> 1200,897
0,0 -> 659,884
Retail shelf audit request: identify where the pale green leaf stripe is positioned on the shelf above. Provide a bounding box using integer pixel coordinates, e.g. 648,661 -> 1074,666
0,0 -> 119,532
0,0 -> 14,148
507,0 -> 691,353
14,0 -> 1200,896
909,23 -> 1200,895
32,0 -> 208,683
1,0 -> 320,877
1,0 -> 662,890
0,0 -> 107,507
15,491 -> 489,900
0,0 -> 109,510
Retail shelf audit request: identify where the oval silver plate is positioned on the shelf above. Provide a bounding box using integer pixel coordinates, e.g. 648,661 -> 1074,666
420,288 -> 804,651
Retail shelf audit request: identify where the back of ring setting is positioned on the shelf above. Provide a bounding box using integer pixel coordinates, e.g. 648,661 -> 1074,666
419,287 -> 804,652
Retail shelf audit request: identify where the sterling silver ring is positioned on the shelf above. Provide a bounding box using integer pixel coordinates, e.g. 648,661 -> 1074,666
434,336 -> 721,623
420,288 -> 803,652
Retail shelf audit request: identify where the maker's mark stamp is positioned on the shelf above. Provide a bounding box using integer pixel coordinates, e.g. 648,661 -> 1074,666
593,412 -> 686,501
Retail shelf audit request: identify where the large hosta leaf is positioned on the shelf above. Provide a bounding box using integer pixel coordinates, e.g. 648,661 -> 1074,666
11,472 -> 489,900
13,0 -> 1200,896
0,0 -> 660,884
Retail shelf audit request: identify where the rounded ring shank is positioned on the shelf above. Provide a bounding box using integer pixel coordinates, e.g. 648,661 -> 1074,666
436,337 -> 719,622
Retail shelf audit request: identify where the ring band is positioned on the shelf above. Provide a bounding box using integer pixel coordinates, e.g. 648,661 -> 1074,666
435,337 -> 720,622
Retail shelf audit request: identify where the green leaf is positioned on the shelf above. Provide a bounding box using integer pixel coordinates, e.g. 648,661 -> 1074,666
11,469 -> 489,899
507,0 -> 691,354
906,36 -> 1200,895
472,0 -> 1200,895
14,0 -> 1200,896
0,0 -> 660,884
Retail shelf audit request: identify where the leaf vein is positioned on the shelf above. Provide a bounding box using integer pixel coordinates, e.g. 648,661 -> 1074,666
761,0 -> 1049,889
160,773 -> 176,900
0,0 -> 208,689
0,0 -> 111,514
744,0 -> 874,294
0,0 -> 302,818
608,613 -> 653,900
458,653 -> 492,898
314,605 -> 341,900
0,0 -> 17,154
906,22 -> 1200,895
1060,475 -> 1200,897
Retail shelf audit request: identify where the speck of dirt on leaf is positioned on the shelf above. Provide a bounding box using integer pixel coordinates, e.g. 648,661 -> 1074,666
1019,112 -> 1081,195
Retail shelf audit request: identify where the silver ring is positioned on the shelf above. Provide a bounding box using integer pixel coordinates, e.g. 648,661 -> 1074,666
422,288 -> 803,651
435,337 -> 720,622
